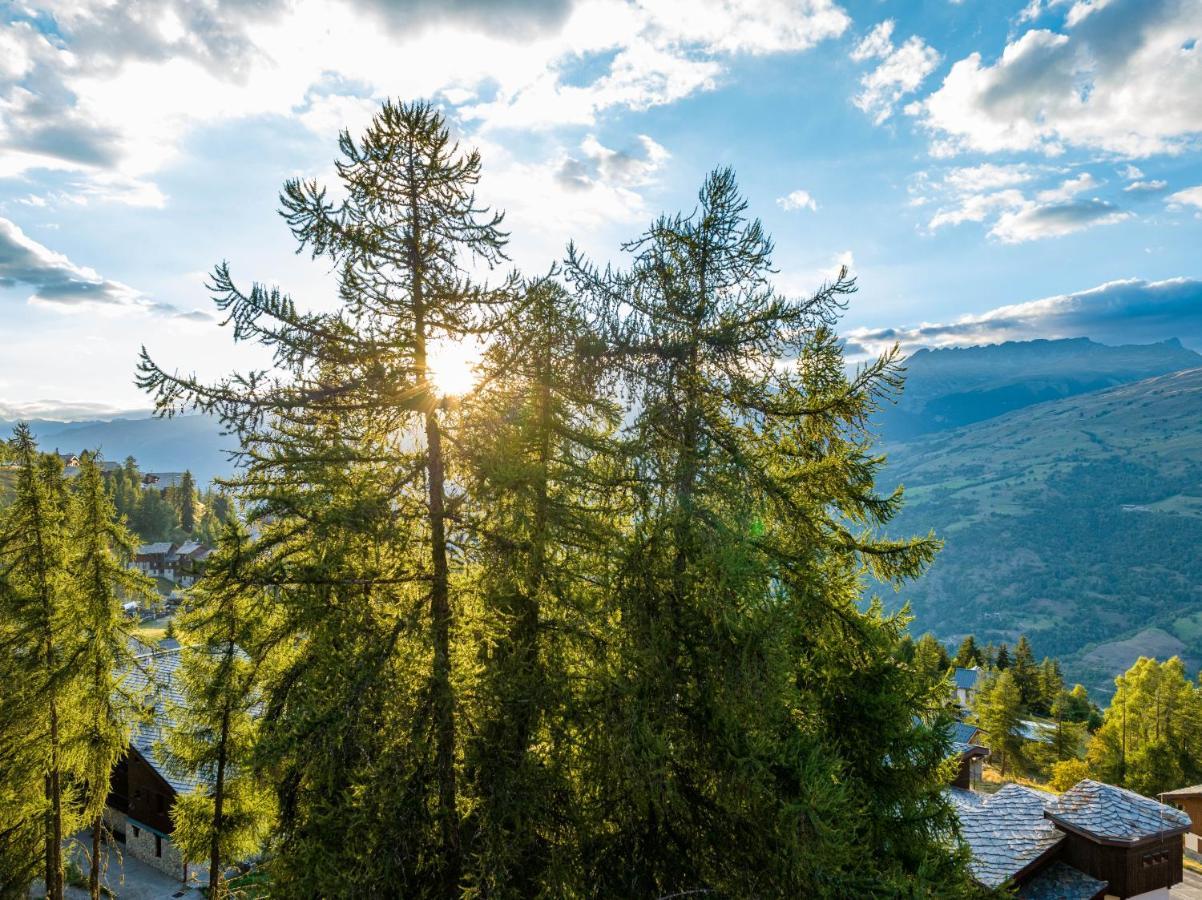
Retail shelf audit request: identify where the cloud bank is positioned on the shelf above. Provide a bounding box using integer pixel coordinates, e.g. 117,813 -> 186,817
847,277 -> 1202,355
0,216 -> 209,320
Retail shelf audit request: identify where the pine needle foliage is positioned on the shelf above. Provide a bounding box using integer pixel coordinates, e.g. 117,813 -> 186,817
65,453 -> 155,900
132,103 -> 976,897
0,427 -> 79,900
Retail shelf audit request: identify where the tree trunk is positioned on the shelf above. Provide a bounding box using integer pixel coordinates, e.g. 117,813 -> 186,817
90,814 -> 102,900
46,700 -> 63,900
209,706 -> 230,900
408,151 -> 460,897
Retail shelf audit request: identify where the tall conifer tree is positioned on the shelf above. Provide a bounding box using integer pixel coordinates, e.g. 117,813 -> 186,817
564,168 -> 968,896
0,427 -> 76,900
66,453 -> 155,900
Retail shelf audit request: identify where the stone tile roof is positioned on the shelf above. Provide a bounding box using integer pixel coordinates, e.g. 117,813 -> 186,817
136,542 -> 175,557
947,787 -> 984,814
956,783 -> 1064,888
125,644 -> 210,796
1046,779 -> 1191,843
954,667 -> 981,690
951,720 -> 982,745
1018,861 -> 1107,900
1160,783 -> 1202,799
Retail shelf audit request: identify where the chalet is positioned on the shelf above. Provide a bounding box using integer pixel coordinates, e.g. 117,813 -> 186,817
952,780 -> 1190,899
949,720 -> 988,790
954,666 -> 982,707
104,644 -> 200,881
1158,784 -> 1202,853
134,542 -> 176,579
143,472 -> 186,489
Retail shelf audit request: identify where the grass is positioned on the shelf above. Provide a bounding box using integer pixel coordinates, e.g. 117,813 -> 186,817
133,615 -> 173,644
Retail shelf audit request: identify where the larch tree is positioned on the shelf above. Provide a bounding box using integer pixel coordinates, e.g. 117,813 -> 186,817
563,168 -> 970,896
975,669 -> 1023,777
457,276 -> 623,895
0,427 -> 78,900
163,523 -> 274,899
65,453 -> 156,900
137,99 -> 511,896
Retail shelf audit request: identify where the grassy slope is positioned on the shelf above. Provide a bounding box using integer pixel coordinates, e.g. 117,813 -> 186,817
880,368 -> 1202,697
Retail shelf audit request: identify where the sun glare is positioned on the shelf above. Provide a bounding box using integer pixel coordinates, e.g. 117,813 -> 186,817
427,337 -> 483,398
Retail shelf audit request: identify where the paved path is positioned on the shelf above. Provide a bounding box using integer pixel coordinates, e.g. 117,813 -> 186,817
1173,868 -> 1202,899
30,832 -> 204,900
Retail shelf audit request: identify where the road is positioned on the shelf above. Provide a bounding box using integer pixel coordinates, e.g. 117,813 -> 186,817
1174,868 -> 1202,899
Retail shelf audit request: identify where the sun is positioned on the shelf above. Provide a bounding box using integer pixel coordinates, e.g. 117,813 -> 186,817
427,337 -> 483,397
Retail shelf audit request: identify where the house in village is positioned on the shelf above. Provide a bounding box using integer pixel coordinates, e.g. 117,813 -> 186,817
954,666 -> 982,708
133,541 -> 214,585
951,778 -> 1191,898
133,542 -> 176,579
143,471 -> 186,489
940,718 -> 1190,898
103,642 -> 197,881
1158,784 -> 1202,853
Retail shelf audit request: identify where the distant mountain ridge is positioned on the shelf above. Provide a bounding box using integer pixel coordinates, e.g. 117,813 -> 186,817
0,414 -> 234,485
877,337 -> 1202,440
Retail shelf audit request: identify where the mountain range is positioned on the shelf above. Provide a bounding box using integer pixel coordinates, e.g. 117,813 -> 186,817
877,338 -> 1202,696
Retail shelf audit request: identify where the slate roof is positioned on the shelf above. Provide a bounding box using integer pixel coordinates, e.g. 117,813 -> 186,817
1046,779 -> 1191,843
124,643 -> 210,796
947,787 -> 984,813
956,783 -> 1064,888
1018,861 -> 1107,900
954,667 -> 981,691
136,542 -> 175,557
951,720 -> 984,746
1160,783 -> 1202,799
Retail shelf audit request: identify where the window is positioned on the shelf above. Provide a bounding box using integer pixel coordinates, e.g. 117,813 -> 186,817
132,825 -> 140,838
155,835 -> 162,858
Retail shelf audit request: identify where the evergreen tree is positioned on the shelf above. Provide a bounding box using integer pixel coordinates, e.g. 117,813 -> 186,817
138,99 -> 511,896
975,670 -> 1023,777
458,277 -> 620,894
913,633 -> 953,684
178,470 -> 197,533
1086,656 -> 1202,795
0,427 -> 77,900
66,453 -> 156,900
163,524 -> 274,898
564,168 -> 969,895
953,635 -> 981,668
1011,635 -> 1038,710
1035,657 -> 1064,716
995,643 -> 1011,670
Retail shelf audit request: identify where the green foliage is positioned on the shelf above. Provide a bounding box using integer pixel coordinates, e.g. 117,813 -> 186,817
132,104 -> 977,896
954,635 -> 982,668
1085,656 -> 1202,796
0,427 -> 81,899
974,670 -> 1024,777
1049,758 -> 1091,792
162,525 -> 275,895
914,633 -> 953,683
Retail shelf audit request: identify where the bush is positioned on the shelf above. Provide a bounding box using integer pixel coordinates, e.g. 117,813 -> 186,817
1049,758 -> 1090,792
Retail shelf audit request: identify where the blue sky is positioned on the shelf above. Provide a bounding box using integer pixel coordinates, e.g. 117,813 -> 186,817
1,0 -> 1200,417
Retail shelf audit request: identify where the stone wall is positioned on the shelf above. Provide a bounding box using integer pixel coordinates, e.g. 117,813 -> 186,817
101,807 -> 187,881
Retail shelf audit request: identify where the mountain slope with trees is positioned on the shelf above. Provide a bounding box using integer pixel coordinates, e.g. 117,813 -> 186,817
883,367 -> 1202,696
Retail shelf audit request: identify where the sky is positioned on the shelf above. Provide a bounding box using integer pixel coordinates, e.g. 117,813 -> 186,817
1,0 -> 1201,418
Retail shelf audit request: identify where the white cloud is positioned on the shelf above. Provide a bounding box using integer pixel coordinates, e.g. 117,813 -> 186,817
942,163 -> 1038,193
852,23 -> 941,124
776,188 -> 818,211
1035,171 -> 1098,203
0,216 -> 209,319
916,0 -> 1202,158
851,20 -> 894,62
990,198 -> 1130,243
847,277 -> 1202,354
1167,185 -> 1202,209
0,0 -> 850,200
1124,179 -> 1168,192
